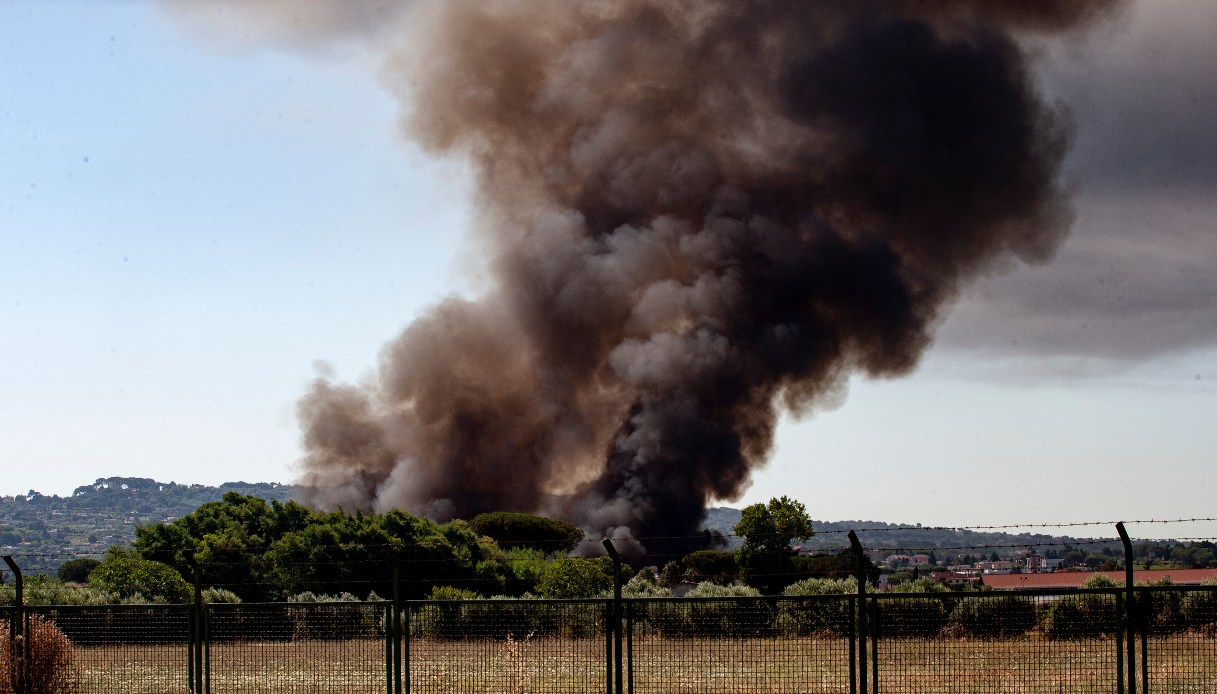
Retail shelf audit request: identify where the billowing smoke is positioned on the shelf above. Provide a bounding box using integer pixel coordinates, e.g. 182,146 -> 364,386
208,0 -> 1123,553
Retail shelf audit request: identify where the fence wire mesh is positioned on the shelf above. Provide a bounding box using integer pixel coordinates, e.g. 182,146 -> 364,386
4,586 -> 1217,692
405,599 -> 607,693
207,601 -> 389,694
1142,585 -> 1217,692
629,596 -> 852,693
23,605 -> 189,694
873,590 -> 1121,693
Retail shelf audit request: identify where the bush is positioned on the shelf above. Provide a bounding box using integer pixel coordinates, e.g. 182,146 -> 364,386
0,615 -> 79,694
539,558 -> 613,599
947,595 -> 1037,637
0,576 -> 117,607
776,577 -> 856,636
877,579 -> 952,638
1180,579 -> 1217,631
57,558 -> 100,584
649,583 -> 771,638
88,554 -> 191,604
1044,594 -> 1117,639
285,592 -> 381,640
202,587 -> 242,604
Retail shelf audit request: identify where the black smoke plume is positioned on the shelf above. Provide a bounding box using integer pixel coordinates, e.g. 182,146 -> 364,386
264,0 -> 1124,554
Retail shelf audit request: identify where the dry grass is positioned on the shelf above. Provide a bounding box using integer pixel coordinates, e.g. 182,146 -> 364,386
23,632 -> 1217,693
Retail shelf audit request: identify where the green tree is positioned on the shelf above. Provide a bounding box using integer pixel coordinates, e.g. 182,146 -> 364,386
57,557 -> 100,583
469,512 -> 584,554
538,557 -> 614,599
734,496 -> 814,594
88,549 -> 192,603
682,549 -> 738,584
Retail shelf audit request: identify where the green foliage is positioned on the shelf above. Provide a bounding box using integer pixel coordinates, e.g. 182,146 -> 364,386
733,496 -> 814,594
469,512 -> 584,554
284,591 -> 382,640
429,585 -> 482,600
0,574 -> 117,607
622,569 -> 673,598
1180,579 -> 1217,630
56,557 -> 100,583
538,557 -> 614,599
682,549 -> 738,584
202,587 -> 241,603
734,496 -> 814,554
776,576 -> 857,636
504,548 -> 549,596
134,493 -> 503,601
947,595 -> 1037,637
877,578 -> 952,637
0,477 -> 299,575
792,551 -> 879,584
87,551 -> 192,604
1044,586 -> 1118,639
645,583 -> 769,637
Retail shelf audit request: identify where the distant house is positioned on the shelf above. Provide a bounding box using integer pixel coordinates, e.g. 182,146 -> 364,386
929,571 -> 983,588
984,568 -> 1217,590
977,561 -> 1015,574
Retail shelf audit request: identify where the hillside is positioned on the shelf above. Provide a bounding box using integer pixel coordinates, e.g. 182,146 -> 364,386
0,479 -> 1189,577
0,477 -> 299,574
702,507 -> 1123,561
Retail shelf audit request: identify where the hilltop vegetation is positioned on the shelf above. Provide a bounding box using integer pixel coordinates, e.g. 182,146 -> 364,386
0,477 -> 297,573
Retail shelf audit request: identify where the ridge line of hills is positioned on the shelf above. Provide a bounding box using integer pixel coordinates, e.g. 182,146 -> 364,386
2,476 -> 1121,574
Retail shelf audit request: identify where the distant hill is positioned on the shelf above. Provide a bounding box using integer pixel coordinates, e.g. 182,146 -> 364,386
0,478 -> 1140,576
0,477 -> 300,574
702,506 -> 1122,561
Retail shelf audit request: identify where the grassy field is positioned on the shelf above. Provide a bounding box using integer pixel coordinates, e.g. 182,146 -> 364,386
52,633 -> 1217,693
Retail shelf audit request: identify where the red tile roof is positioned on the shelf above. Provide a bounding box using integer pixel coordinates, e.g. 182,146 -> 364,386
984,569 -> 1217,590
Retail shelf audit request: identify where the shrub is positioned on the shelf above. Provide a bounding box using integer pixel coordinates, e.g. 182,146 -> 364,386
1180,578 -> 1217,631
0,615 -> 79,694
0,576 -> 116,607
539,558 -> 613,599
683,583 -> 771,637
88,554 -> 192,604
285,592 -> 380,640
202,587 -> 242,604
1044,593 -> 1117,639
877,579 -> 952,638
947,595 -> 1037,637
776,577 -> 856,636
57,558 -> 100,584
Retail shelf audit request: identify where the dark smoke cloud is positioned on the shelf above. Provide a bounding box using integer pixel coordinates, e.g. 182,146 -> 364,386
177,1 -> 1123,552
933,0 -> 1217,367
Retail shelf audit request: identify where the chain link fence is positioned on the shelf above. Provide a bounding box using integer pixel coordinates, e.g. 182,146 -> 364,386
4,587 -> 1217,692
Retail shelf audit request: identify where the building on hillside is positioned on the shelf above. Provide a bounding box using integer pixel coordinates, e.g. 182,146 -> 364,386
930,571 -> 983,588
984,568 -> 1217,590
977,561 -> 1015,574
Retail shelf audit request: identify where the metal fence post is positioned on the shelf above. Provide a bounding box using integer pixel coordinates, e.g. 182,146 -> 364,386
848,532 -> 867,694
187,557 -> 205,694
393,561 -> 403,694
626,600 -> 634,694
602,539 -> 624,694
3,556 -> 24,694
1116,522 -> 1137,694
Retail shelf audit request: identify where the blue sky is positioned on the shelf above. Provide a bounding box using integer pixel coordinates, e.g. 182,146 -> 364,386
2,1 -> 1214,541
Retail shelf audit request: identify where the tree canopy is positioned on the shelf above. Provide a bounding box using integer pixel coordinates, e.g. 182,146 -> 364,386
734,496 -> 814,594
133,492 -> 510,601
468,512 -> 584,554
